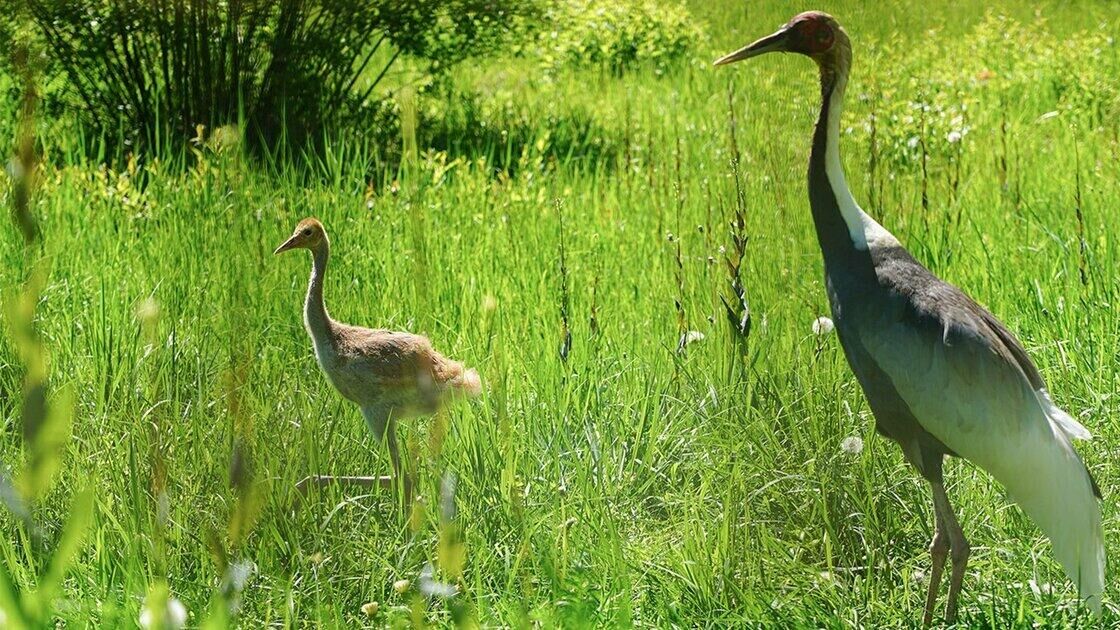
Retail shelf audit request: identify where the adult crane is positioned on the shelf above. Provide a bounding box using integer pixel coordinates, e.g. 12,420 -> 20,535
715,11 -> 1104,625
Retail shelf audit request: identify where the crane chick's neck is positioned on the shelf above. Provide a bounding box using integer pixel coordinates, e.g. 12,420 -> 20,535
304,240 -> 335,342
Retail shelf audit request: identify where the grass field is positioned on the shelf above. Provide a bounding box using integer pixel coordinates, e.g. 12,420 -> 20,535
2,0 -> 1119,626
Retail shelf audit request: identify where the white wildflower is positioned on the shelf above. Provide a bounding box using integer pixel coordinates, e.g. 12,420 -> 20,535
907,136 -> 920,150
135,296 -> 161,325
946,131 -> 962,144
812,317 -> 834,335
226,560 -> 255,593
440,472 -> 457,523
677,330 -> 706,355
683,331 -> 705,345
840,436 -> 864,455
419,563 -> 459,600
155,490 -> 169,527
139,597 -> 188,630
912,568 -> 926,583
5,158 -> 24,181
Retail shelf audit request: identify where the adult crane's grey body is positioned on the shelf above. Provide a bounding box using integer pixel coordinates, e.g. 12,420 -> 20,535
716,11 -> 1103,624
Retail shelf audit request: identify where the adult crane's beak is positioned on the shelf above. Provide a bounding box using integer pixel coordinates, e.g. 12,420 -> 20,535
713,27 -> 790,66
274,234 -> 300,254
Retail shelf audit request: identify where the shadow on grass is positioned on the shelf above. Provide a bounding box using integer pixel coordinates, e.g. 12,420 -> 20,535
414,89 -> 625,175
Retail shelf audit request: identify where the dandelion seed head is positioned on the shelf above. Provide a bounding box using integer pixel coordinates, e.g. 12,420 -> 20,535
812,317 -> 834,335
419,562 -> 459,599
135,297 -> 161,325
226,560 -> 255,593
140,597 -> 187,630
840,436 -> 864,455
440,472 -> 457,523
946,131 -> 962,144
1028,579 -> 1052,596
5,158 -> 25,181
155,490 -> 169,527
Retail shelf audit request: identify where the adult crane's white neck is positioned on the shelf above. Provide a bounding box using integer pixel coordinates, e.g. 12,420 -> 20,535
820,66 -> 896,252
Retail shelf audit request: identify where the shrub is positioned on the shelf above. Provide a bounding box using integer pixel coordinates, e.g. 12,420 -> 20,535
519,0 -> 703,75
23,0 -> 538,156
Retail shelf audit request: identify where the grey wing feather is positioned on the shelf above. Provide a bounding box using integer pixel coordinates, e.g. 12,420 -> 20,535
858,249 -> 1094,492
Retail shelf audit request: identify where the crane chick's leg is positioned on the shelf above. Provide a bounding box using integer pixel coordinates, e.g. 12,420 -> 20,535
295,474 -> 393,495
383,417 -> 412,502
362,406 -> 412,503
922,497 -> 949,628
931,481 -> 970,623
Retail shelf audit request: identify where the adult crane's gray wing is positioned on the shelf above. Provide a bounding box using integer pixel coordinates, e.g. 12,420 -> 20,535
857,247 -> 1092,477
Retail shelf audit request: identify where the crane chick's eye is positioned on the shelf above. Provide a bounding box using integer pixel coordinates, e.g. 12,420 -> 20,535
302,228 -> 312,236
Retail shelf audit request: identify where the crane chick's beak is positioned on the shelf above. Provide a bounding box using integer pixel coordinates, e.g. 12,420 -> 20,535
274,234 -> 300,254
714,27 -> 790,66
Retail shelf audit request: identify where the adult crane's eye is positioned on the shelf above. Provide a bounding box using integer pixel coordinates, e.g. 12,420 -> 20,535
817,29 -> 830,41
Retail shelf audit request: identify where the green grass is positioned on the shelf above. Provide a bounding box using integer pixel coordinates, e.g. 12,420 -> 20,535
2,0 -> 1119,626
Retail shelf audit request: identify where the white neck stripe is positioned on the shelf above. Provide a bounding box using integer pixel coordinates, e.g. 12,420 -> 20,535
823,75 -> 897,251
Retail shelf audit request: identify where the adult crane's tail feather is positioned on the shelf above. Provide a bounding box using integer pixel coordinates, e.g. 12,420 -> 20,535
994,420 -> 1104,614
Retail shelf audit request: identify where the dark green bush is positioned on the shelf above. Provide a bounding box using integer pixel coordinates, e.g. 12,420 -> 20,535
22,0 -> 538,156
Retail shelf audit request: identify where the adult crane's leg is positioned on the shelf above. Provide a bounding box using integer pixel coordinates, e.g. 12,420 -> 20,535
922,493 -> 949,628
931,481 -> 970,623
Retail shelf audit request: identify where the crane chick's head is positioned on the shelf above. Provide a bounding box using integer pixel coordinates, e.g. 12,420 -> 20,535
714,11 -> 848,71
274,217 -> 327,254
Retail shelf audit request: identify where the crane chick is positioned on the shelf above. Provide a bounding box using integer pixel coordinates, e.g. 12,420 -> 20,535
275,217 -> 481,501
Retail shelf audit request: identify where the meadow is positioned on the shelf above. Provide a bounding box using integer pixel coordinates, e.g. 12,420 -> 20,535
2,0 -> 1119,626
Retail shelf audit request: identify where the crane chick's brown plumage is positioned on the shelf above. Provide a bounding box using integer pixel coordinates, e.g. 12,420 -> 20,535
275,217 -> 481,500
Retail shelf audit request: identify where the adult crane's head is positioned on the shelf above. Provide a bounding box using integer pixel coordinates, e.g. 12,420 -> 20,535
275,217 -> 327,254
713,11 -> 851,78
